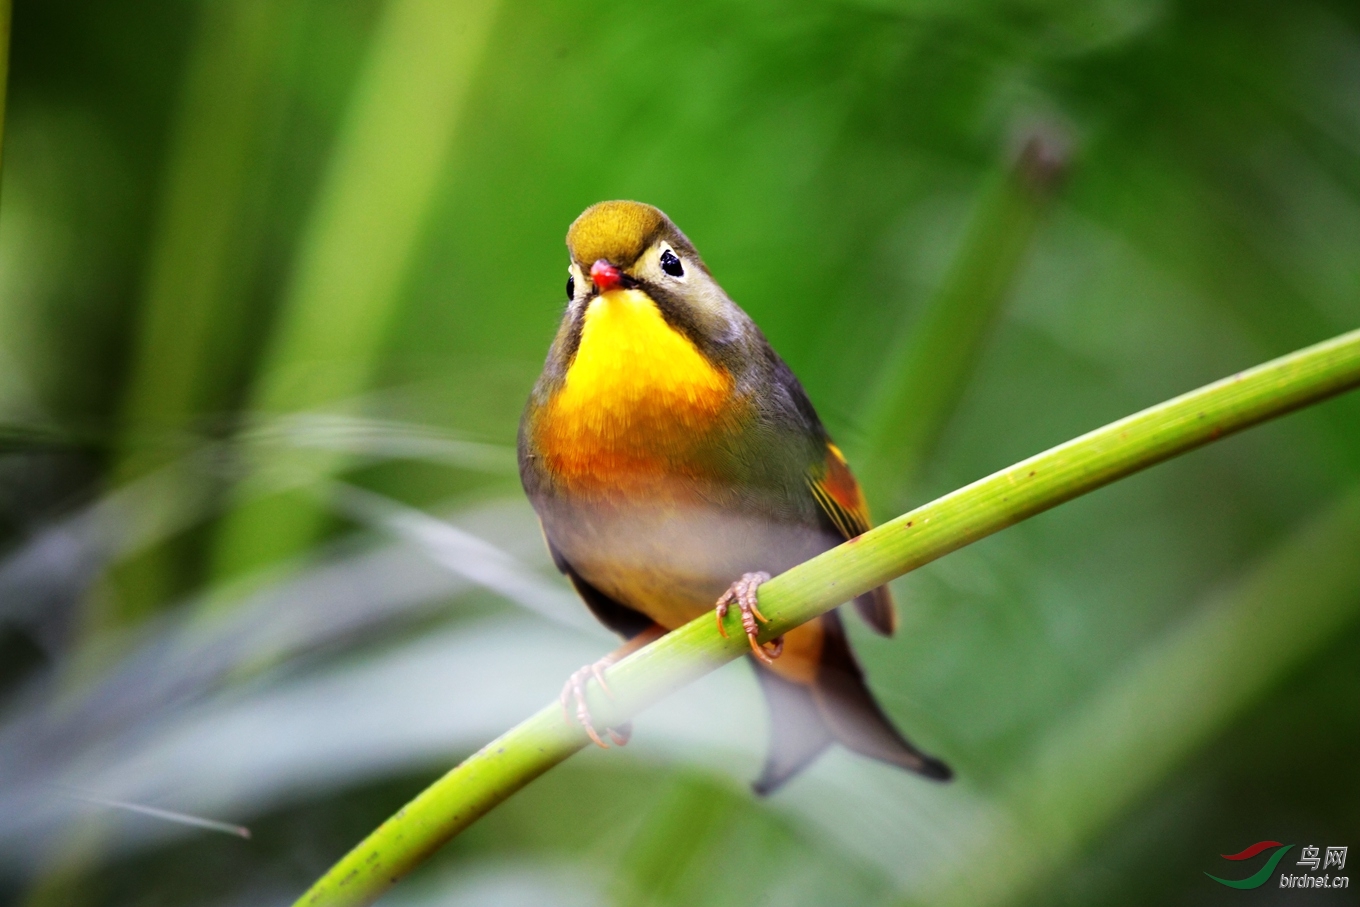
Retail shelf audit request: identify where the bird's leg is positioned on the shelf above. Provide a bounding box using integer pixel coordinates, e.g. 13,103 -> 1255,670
560,625 -> 663,748
715,571 -> 783,665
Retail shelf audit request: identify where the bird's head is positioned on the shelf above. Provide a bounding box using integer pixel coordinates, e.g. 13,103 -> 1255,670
527,199 -> 758,406
566,200 -> 699,292
561,201 -> 734,337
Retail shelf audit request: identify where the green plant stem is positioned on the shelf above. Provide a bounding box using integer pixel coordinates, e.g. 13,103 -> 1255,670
857,135 -> 1066,506
104,0 -> 306,628
210,0 -> 502,585
293,326 -> 1360,907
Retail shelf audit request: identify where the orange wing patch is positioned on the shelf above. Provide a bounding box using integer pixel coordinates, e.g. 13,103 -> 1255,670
807,443 -> 872,540
808,443 -> 898,635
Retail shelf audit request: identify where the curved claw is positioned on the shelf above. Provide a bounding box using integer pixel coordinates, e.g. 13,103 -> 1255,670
581,715 -> 609,749
747,632 -> 784,665
714,571 -> 778,663
590,660 -> 614,699
561,656 -> 624,749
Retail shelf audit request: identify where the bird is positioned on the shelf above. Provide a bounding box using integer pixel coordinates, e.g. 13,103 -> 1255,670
518,200 -> 951,793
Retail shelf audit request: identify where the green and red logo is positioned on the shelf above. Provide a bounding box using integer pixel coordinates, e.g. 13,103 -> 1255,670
1205,841 -> 1294,889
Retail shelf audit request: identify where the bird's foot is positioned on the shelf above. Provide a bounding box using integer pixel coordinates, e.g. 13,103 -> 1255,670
560,655 -> 632,748
715,571 -> 783,665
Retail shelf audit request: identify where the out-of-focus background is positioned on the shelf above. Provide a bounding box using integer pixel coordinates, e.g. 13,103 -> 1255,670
0,0 -> 1357,905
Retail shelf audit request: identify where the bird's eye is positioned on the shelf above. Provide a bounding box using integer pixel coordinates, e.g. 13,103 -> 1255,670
660,248 -> 684,278
566,275 -> 575,299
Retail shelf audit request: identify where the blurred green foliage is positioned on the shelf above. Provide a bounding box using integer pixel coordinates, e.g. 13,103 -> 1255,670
0,0 -> 1357,905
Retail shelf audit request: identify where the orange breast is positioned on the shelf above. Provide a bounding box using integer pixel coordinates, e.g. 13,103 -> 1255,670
535,289 -> 738,494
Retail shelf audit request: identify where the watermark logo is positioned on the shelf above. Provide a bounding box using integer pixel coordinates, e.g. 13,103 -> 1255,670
1206,841 -> 1293,889
1206,841 -> 1348,891
1281,845 -> 1349,891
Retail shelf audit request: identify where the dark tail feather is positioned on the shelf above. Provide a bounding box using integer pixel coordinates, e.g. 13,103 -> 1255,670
853,584 -> 897,636
750,611 -> 951,795
750,664 -> 833,795
813,610 -> 952,780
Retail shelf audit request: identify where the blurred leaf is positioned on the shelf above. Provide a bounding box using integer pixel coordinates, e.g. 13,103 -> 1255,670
210,0 -> 503,584
103,0 -> 310,625
856,133 -> 1068,508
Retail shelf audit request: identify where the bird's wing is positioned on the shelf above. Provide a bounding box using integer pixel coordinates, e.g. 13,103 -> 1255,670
806,442 -> 872,538
545,533 -> 657,640
806,442 -> 897,635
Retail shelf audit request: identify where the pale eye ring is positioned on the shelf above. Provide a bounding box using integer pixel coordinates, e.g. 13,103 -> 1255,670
660,248 -> 684,278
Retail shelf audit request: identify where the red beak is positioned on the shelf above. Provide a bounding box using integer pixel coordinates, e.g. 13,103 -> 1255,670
590,259 -> 623,293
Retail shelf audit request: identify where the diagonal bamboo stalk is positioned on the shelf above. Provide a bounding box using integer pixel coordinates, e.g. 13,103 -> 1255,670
210,0 -> 503,585
294,326 -> 1360,907
856,134 -> 1067,505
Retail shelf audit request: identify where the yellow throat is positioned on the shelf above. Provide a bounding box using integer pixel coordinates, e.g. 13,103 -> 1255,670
538,288 -> 735,487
